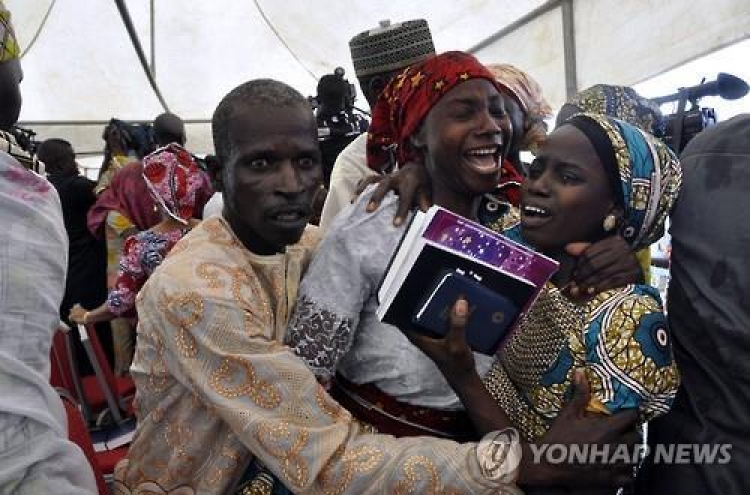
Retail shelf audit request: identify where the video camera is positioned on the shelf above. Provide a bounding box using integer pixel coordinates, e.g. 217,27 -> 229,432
311,67 -> 370,188
310,67 -> 358,111
332,67 -> 358,110
652,72 -> 749,153
10,125 -> 40,155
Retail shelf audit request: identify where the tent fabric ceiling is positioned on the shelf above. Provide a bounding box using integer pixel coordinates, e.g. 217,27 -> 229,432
9,0 -> 545,121
6,0 -> 750,156
472,0 -> 750,111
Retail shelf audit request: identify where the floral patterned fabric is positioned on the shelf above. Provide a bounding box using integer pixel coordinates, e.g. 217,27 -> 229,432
563,114 -> 682,252
142,144 -> 211,224
483,259 -> 680,441
106,228 -> 188,317
565,84 -> 663,135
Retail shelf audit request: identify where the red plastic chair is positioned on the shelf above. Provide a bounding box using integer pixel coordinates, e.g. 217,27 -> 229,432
50,328 -> 73,391
60,393 -> 125,494
51,323 -> 94,422
78,323 -> 136,424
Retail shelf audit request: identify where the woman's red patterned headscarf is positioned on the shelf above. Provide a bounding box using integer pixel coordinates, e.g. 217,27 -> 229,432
366,51 -> 506,173
142,144 -> 212,225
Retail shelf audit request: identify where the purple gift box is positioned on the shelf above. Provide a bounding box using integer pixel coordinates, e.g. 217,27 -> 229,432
422,208 -> 559,288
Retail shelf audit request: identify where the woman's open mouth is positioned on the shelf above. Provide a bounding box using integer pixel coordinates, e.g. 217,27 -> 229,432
521,204 -> 553,228
463,146 -> 501,175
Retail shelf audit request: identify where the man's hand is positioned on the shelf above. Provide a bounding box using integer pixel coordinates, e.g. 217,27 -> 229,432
354,162 -> 432,226
519,370 -> 640,488
566,236 -> 644,299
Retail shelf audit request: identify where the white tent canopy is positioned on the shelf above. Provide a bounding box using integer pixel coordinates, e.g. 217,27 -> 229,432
7,0 -> 750,158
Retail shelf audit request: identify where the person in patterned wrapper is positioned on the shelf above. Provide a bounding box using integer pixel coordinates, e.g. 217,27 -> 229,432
410,111 -> 682,493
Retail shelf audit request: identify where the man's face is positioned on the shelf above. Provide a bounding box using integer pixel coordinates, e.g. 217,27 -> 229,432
220,103 -> 322,255
358,70 -> 399,108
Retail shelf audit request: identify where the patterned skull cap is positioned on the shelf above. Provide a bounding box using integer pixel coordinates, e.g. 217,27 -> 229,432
349,19 -> 435,78
0,1 -> 20,62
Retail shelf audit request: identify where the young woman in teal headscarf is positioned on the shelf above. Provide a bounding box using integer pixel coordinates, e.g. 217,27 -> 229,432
410,113 -> 682,449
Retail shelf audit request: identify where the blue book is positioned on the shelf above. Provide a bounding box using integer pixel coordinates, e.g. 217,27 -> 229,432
413,269 -> 522,354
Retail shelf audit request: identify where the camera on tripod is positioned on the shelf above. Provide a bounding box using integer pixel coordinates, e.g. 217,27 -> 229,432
334,67 -> 358,110
310,67 -> 358,112
313,67 -> 369,140
652,72 -> 749,153
312,67 -> 369,188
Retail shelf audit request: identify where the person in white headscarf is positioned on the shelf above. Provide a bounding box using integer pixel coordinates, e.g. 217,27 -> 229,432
0,3 -> 97,492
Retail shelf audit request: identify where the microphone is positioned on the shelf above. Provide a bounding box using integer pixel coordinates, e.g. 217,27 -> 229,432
652,73 -> 749,105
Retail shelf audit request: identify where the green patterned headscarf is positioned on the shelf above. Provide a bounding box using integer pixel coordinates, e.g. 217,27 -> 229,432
564,113 -> 681,251
0,2 -> 19,62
